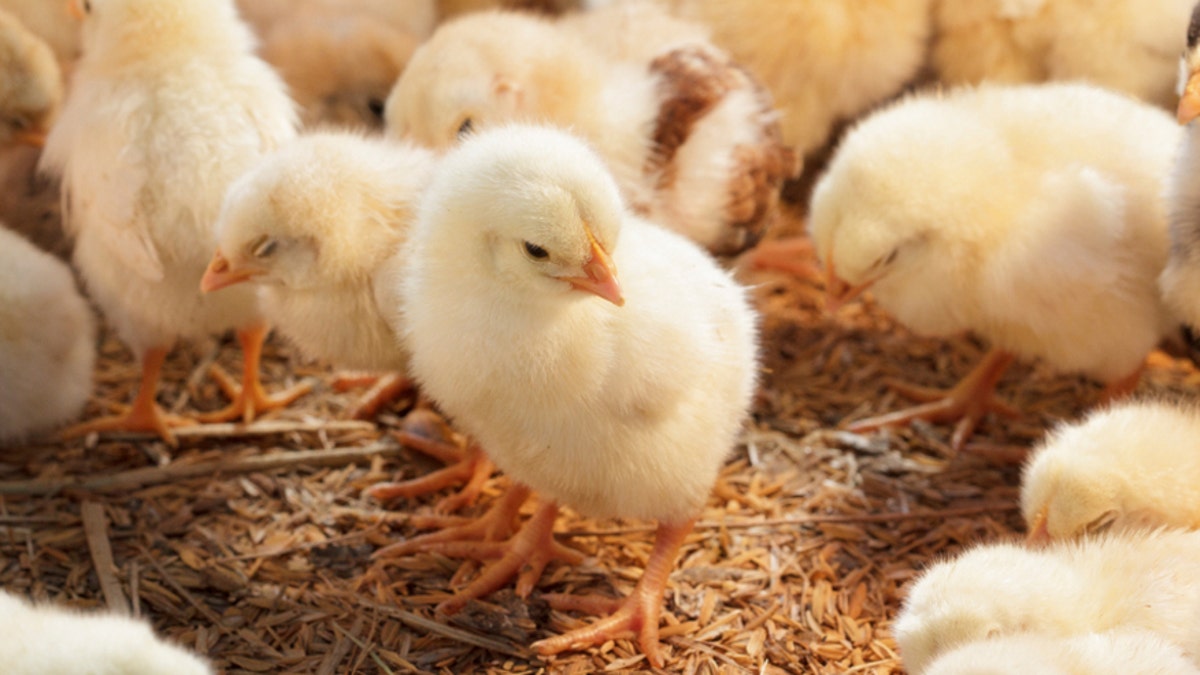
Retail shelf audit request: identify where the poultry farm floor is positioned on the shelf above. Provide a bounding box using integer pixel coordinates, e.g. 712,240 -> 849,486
4,207 -> 1197,674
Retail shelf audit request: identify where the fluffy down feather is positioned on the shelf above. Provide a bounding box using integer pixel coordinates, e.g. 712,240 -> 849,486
922,629 -> 1200,675
0,0 -> 80,67
0,590 -> 212,675
894,529 -> 1200,673
0,226 -> 93,443
0,6 -> 61,147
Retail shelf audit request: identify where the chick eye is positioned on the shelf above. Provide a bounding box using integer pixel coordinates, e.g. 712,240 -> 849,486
83,0 -> 91,12
1084,510 -> 1118,534
251,236 -> 277,259
456,117 -> 474,139
523,241 -> 549,260
367,98 -> 385,120
871,248 -> 899,270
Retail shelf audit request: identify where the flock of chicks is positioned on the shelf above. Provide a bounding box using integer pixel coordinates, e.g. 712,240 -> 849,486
5,0 -> 1200,672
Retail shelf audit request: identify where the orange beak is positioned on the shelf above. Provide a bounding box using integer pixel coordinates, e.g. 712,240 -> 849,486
67,0 -> 84,21
823,257 -> 874,313
563,227 -> 623,306
199,251 -> 261,292
1025,508 -> 1050,546
1180,68 -> 1200,125
11,128 -> 46,148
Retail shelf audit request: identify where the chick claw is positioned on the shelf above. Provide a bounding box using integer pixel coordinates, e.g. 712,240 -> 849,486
367,411 -> 494,512
197,363 -> 313,424
59,403 -> 195,447
330,372 -> 415,420
741,236 -> 822,282
845,349 -> 1017,454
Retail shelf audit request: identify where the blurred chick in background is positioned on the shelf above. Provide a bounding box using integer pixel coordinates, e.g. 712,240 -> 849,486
386,8 -> 795,256
0,226 -> 94,445
932,0 -> 1194,109
0,0 -> 80,68
40,0 -> 307,444
809,83 -> 1182,453
399,126 -> 759,666
922,629 -> 1200,675
894,529 -> 1200,673
1022,400 -> 1200,542
1161,3 -> 1200,331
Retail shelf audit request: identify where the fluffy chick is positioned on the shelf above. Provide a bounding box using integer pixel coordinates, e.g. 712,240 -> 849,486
922,629 -> 1200,675
40,0 -> 303,443
236,0 -> 435,38
932,0 -> 1194,109
811,83 -> 1182,451
0,590 -> 212,674
1161,6 -> 1200,326
0,225 -> 93,444
386,9 -> 794,255
557,0 -> 711,64
1022,400 -> 1200,542
658,0 -> 932,162
0,0 -> 80,67
401,125 -> 759,665
0,6 -> 62,148
893,529 -> 1200,673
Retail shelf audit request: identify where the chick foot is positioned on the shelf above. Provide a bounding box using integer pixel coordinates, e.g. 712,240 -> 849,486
367,410 -> 494,512
533,518 -> 695,668
198,324 -> 312,423
330,371 -> 415,420
59,347 -> 194,446
741,236 -> 821,281
845,348 -> 1018,453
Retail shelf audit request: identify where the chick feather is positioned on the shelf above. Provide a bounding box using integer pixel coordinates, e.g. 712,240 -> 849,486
0,590 -> 213,675
922,629 -> 1200,675
0,6 -> 61,148
894,528 -> 1200,673
0,225 -> 93,444
0,0 -> 80,68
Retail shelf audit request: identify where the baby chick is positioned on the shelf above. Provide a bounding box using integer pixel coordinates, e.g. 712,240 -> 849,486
894,529 -> 1200,673
933,0 -> 1193,110
0,226 -> 94,444
922,629 -> 1200,675
40,0 -> 305,444
400,125 -> 759,666
0,0 -> 81,68
0,6 -> 62,148
1022,400 -> 1200,542
810,82 -> 1182,452
0,590 -> 212,674
1161,5 -> 1200,324
386,9 -> 795,256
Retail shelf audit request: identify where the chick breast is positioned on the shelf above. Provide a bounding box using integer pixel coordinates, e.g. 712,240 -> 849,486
0,226 -> 94,443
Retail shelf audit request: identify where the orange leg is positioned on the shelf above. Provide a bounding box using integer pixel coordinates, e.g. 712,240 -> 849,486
198,324 -> 312,423
331,371 -> 415,420
59,347 -> 194,446
366,409 -> 494,512
845,348 -> 1018,453
533,518 -> 695,669
743,236 -> 822,282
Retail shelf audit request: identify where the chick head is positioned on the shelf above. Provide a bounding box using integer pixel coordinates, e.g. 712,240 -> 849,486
894,541 -> 1077,673
1178,1 -> 1200,124
204,133 -> 422,293
419,124 -> 625,306
0,9 -> 62,147
808,96 -> 1012,311
384,11 -> 590,148
74,0 -> 248,64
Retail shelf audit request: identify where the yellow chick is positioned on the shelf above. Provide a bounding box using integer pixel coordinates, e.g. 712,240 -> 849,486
557,0 -> 711,64
0,226 -> 93,444
0,590 -> 212,674
0,0 -> 81,68
894,529 -> 1200,673
1162,9 -> 1200,325
1022,400 -> 1200,542
660,0 -> 933,162
0,6 -> 62,148
922,629 -> 1200,675
933,0 -> 1194,109
39,0 -> 306,444
810,83 -> 1182,452
386,9 -> 795,256
400,125 -> 759,666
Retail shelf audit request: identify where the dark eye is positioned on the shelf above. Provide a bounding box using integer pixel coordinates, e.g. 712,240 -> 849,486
83,0 -> 91,12
367,98 -> 385,120
457,117 -> 474,139
252,236 -> 277,258
523,241 -> 548,260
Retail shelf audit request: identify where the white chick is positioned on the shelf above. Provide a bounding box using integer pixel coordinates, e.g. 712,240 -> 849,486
932,0 -> 1194,110
1161,6 -> 1200,328
657,0 -> 932,162
1021,400 -> 1200,542
400,125 -> 759,666
39,0 -> 304,444
0,0 -> 80,68
0,6 -> 62,148
386,9 -> 795,256
809,82 -> 1182,452
0,590 -> 212,675
921,629 -> 1200,675
0,225 -> 93,444
893,529 -> 1200,673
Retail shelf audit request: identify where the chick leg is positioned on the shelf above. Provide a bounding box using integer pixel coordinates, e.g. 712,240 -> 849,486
845,348 -> 1018,453
59,347 -> 194,446
198,323 -> 312,423
330,371 -> 415,420
533,518 -> 694,669
741,236 -> 822,281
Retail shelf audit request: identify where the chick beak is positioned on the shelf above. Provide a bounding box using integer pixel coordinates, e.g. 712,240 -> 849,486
563,229 -> 624,306
1180,68 -> 1200,125
1026,508 -> 1051,546
11,128 -> 46,148
200,251 -> 260,293
66,0 -> 84,21
823,259 -> 873,313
